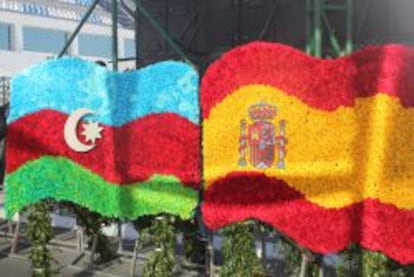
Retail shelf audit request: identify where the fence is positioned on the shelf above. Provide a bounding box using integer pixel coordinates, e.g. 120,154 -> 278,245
0,76 -> 9,189
0,76 -> 9,106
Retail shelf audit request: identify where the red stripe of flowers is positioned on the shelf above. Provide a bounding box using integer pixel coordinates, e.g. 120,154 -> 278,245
201,42 -> 414,118
7,109 -> 200,188
202,172 -> 414,264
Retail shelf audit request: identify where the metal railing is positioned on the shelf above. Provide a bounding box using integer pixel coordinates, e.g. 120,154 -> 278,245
0,76 -> 10,107
0,76 -> 9,190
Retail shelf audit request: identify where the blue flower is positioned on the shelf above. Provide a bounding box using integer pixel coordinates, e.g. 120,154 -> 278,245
9,58 -> 199,126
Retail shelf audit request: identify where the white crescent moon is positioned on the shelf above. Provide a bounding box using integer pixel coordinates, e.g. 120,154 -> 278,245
64,108 -> 95,152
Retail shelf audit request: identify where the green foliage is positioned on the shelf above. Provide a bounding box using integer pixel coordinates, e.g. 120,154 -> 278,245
386,258 -> 413,277
136,215 -> 176,277
363,251 -> 390,277
220,222 -> 264,277
68,203 -> 116,264
275,230 -> 322,277
336,244 -> 410,277
336,244 -> 361,277
133,215 -> 155,251
26,201 -> 53,277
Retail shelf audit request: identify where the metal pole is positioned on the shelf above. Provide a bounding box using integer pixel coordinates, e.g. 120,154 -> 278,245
10,214 -> 21,254
164,0 -> 169,53
206,230 -> 214,277
112,0 -> 119,71
319,265 -> 325,277
134,6 -> 140,69
130,236 -> 139,276
117,222 -> 123,253
306,0 -> 312,54
131,0 -> 192,64
58,0 -> 101,58
261,231 -> 267,268
299,252 -> 309,277
258,3 -> 278,40
322,11 -> 342,56
1,77 -> 6,105
313,0 -> 322,57
89,233 -> 98,268
345,0 -> 353,54
1,77 -> 4,104
237,0 -> 243,45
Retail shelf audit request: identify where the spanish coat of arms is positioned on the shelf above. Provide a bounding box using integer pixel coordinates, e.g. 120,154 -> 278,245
238,102 -> 287,169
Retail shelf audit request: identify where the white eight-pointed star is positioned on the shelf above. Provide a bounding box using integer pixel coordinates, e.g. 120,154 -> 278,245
81,121 -> 104,144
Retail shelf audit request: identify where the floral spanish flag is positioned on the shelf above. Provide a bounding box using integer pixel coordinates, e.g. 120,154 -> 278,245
201,42 -> 414,263
5,58 -> 200,220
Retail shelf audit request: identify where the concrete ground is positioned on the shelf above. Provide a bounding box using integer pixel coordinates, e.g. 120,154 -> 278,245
0,237 -> 206,277
0,216 -> 203,276
0,232 -> 337,277
0,193 -> 337,277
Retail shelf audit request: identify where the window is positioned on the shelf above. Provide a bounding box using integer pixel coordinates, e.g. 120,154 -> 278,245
0,23 -> 11,50
79,34 -> 111,58
124,39 -> 135,57
56,0 -> 94,6
23,27 -> 66,53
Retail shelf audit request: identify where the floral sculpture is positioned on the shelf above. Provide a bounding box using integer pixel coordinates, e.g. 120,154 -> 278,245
201,42 -> 414,263
5,58 -> 200,220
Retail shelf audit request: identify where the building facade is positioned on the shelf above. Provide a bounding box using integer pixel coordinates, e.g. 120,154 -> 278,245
0,0 -> 135,77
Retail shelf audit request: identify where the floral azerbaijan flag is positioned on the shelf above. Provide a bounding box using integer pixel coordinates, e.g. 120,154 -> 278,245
5,58 -> 200,220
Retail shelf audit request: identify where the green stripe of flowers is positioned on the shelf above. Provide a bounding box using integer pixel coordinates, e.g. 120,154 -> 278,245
5,156 -> 198,220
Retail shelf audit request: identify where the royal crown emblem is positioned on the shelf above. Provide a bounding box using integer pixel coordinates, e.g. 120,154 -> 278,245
238,102 -> 287,169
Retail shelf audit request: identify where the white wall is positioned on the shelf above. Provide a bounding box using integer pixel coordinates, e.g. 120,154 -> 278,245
0,9 -> 136,76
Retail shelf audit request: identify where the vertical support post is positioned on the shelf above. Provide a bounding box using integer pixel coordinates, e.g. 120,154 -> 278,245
164,0 -> 169,53
117,222 -> 123,253
345,0 -> 353,54
76,226 -> 83,252
261,232 -> 267,268
114,53 -> 122,238
319,264 -> 325,277
306,0 -> 353,57
205,231 -> 214,277
130,237 -> 139,277
89,234 -> 98,269
10,214 -> 20,254
7,221 -> 13,237
134,6 -> 140,69
112,0 -> 119,71
306,0 -> 312,54
237,0 -> 243,45
299,252 -> 309,277
313,0 -> 322,57
0,77 -> 5,106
